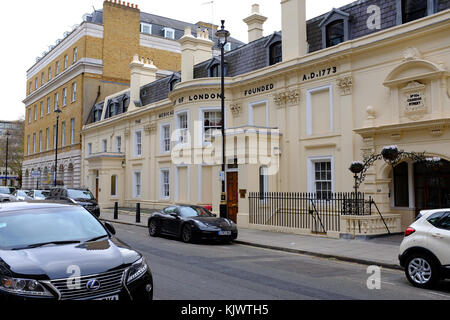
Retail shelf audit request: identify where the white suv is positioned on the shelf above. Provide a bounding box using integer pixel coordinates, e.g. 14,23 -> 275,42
399,209 -> 450,288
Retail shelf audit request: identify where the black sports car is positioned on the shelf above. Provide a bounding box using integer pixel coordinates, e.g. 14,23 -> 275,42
147,205 -> 238,243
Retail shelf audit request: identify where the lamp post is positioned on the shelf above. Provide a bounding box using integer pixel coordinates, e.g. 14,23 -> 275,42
4,131 -> 11,187
215,20 -> 230,219
54,108 -> 62,187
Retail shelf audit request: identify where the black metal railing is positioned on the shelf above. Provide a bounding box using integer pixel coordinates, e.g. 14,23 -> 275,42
249,192 -> 373,233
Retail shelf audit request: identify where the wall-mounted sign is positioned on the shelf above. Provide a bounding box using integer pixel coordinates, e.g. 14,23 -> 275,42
244,84 -> 275,97
174,93 -> 223,106
158,111 -> 174,119
401,81 -> 427,118
302,67 -> 337,82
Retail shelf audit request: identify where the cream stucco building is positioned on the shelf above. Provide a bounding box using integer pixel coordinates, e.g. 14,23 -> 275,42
81,0 -> 450,238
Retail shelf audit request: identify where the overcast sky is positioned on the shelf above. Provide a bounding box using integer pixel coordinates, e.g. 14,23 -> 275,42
0,0 -> 351,121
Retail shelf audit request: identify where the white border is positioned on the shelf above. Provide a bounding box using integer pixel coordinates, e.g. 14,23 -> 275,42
248,99 -> 269,127
159,168 -> 171,200
306,84 -> 334,136
307,155 -> 335,194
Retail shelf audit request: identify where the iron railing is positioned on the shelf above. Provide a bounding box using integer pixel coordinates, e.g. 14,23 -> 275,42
249,192 -> 373,233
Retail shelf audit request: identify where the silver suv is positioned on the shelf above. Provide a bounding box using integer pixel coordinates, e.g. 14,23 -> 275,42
399,209 -> 450,288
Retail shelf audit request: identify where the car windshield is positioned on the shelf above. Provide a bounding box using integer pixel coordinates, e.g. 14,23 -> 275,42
178,206 -> 214,218
67,189 -> 94,200
34,190 -> 49,199
0,187 -> 13,195
0,206 -> 108,250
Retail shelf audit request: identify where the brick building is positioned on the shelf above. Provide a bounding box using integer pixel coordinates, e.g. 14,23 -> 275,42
22,0 -> 243,189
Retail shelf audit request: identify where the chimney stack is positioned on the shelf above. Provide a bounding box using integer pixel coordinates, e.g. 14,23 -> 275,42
178,27 -> 213,82
281,0 -> 307,61
129,54 -> 157,110
243,4 -> 267,43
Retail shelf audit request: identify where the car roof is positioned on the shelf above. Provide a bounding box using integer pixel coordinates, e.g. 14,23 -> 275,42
0,201 -> 79,213
419,208 -> 450,217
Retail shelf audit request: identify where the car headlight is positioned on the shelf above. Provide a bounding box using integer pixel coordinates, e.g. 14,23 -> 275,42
0,277 -> 53,297
127,258 -> 148,284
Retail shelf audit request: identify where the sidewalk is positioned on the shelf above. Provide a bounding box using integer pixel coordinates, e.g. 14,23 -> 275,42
100,209 -> 403,270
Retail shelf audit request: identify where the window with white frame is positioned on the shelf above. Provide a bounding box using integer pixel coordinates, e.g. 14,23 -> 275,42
161,124 -> 171,153
28,108 -> 31,123
29,82 -> 32,94
140,22 -> 152,34
61,121 -> 66,147
164,27 -> 175,39
47,97 -> 51,114
70,118 -> 75,145
102,139 -> 107,153
203,110 -> 222,143
73,47 -> 78,64
311,159 -> 333,200
134,130 -> 142,156
224,42 -> 231,52
63,88 -> 67,106
41,72 -> 45,85
40,102 -> 44,117
33,133 -> 36,154
54,93 -> 59,110
87,143 -> 92,155
72,82 -> 77,102
48,67 -> 52,81
111,175 -> 118,197
46,128 -> 49,151
115,136 -> 122,153
34,105 -> 37,121
176,112 -> 188,144
64,55 -> 68,69
160,169 -> 170,199
35,78 -> 38,90
133,171 -> 142,198
56,61 -> 60,75
39,131 -> 43,153
27,135 -> 30,155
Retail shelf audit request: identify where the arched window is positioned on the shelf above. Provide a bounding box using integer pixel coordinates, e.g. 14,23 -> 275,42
269,41 -> 282,66
326,20 -> 344,47
111,175 -> 118,197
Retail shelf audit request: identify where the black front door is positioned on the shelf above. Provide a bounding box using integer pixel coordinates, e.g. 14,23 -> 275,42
414,160 -> 450,214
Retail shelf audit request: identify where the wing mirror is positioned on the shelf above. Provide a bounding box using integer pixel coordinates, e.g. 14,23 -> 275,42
104,222 -> 116,235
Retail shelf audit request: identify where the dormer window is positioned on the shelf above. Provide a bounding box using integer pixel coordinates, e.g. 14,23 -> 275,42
169,78 -> 180,91
269,41 -> 282,66
164,27 -> 175,39
396,0 -> 435,25
402,0 -> 427,23
140,23 -> 152,35
207,58 -> 227,77
168,73 -> 181,91
224,43 -> 231,52
326,20 -> 344,47
319,8 -> 350,49
264,32 -> 282,66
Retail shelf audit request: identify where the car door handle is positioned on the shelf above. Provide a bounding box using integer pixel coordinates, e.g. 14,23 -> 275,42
432,233 -> 444,239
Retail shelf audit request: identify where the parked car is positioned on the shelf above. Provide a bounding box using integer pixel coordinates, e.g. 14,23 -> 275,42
148,205 -> 238,243
47,187 -> 100,217
399,209 -> 450,288
0,187 -> 17,202
28,190 -> 50,200
0,201 -> 153,301
12,190 -> 33,201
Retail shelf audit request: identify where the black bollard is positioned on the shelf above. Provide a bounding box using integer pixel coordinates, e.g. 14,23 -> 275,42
136,203 -> 141,223
114,202 -> 118,220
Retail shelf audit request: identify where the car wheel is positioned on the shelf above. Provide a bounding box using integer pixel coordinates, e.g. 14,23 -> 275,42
148,220 -> 159,237
405,253 -> 440,289
181,224 -> 193,243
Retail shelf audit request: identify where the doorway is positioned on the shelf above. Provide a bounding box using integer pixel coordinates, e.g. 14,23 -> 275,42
414,159 -> 450,214
226,172 -> 239,223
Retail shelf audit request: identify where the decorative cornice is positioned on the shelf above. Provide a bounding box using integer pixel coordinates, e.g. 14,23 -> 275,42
144,122 -> 157,135
336,75 -> 353,95
230,103 -> 242,117
273,89 -> 301,108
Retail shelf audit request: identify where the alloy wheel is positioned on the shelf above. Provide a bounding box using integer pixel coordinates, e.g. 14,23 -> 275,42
182,225 -> 192,243
408,257 -> 432,285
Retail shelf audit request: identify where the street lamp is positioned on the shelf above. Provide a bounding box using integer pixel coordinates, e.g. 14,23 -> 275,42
215,20 -> 230,219
54,108 -> 62,187
4,131 -> 11,187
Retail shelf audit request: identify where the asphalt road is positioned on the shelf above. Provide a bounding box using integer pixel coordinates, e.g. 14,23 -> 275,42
113,223 -> 450,300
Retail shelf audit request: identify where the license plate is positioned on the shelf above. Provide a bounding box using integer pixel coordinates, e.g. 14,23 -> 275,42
219,231 -> 232,236
96,295 -> 119,301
